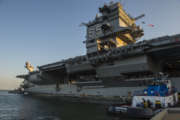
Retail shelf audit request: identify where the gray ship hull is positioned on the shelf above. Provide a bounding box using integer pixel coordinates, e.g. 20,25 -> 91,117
25,84 -> 145,104
23,77 -> 180,104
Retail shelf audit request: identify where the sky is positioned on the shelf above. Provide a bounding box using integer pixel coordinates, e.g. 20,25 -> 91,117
0,0 -> 180,90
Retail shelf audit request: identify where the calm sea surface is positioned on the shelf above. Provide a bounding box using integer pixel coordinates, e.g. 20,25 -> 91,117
0,91 -> 127,120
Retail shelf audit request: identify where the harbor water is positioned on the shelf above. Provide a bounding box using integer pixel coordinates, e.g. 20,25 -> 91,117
0,91 -> 136,120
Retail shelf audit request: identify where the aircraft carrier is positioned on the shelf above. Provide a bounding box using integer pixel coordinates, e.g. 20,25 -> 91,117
17,2 -> 180,104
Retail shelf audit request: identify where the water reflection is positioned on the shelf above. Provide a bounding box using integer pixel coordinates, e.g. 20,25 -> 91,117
0,91 -> 141,120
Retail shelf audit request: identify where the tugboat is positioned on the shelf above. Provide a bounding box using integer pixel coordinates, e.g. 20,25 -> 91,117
107,74 -> 179,119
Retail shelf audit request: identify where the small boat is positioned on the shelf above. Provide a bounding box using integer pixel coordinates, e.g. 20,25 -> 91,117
107,105 -> 154,119
106,75 -> 179,119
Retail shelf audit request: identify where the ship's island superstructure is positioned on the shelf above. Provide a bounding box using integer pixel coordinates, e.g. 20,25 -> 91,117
17,2 -> 180,103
